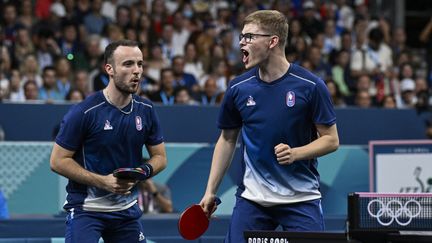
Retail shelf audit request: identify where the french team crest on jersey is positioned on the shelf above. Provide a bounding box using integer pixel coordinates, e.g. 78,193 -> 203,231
246,95 -> 256,106
286,91 -> 295,107
135,116 -> 142,131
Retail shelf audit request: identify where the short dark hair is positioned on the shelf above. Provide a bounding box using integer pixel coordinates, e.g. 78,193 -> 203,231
104,40 -> 140,65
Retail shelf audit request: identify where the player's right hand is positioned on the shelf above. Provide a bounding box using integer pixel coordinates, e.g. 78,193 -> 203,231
199,194 -> 218,219
100,174 -> 137,195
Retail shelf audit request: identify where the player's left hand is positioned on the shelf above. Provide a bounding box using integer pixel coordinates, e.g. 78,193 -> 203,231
274,143 -> 296,165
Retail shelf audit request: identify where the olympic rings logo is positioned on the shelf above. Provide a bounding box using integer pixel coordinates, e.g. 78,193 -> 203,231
367,199 -> 422,226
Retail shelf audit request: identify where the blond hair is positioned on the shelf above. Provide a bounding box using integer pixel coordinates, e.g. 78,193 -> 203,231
243,10 -> 289,49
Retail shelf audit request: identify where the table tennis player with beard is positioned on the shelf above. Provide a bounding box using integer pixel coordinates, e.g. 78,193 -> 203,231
50,40 -> 167,243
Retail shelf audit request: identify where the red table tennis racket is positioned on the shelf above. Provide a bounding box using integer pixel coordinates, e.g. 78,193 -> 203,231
113,168 -> 148,181
178,197 -> 221,240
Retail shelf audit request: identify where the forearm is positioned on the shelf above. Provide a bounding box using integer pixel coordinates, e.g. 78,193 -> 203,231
51,157 -> 104,188
145,143 -> 167,177
293,134 -> 339,161
146,154 -> 167,176
205,133 -> 238,195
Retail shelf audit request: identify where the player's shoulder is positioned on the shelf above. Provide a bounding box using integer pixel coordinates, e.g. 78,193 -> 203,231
69,91 -> 106,115
228,67 -> 257,89
288,63 -> 325,86
132,95 -> 155,109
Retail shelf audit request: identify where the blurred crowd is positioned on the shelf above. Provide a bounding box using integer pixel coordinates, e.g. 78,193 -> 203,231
0,0 -> 431,116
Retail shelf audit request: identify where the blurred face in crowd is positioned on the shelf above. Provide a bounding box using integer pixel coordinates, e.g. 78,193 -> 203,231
175,88 -> 191,104
42,69 -> 57,88
10,69 -> 21,91
172,57 -> 185,75
56,58 -> 71,77
204,78 -> 218,97
357,75 -> 371,92
382,95 -> 396,109
160,69 -> 174,90
4,5 -> 17,25
23,55 -> 38,73
64,25 -> 77,43
355,90 -> 371,108
74,70 -> 89,93
68,90 -> 85,102
24,81 -> 39,100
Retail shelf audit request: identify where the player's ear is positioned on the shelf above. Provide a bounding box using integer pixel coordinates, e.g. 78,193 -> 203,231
105,63 -> 114,76
269,35 -> 279,49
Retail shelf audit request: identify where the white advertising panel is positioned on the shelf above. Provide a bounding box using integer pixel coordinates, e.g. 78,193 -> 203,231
369,140 -> 432,192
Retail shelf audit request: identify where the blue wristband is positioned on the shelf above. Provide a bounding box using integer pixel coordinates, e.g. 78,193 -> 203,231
139,163 -> 153,179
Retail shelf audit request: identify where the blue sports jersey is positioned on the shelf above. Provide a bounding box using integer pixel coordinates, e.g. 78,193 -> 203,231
218,64 -> 336,206
56,91 -> 164,212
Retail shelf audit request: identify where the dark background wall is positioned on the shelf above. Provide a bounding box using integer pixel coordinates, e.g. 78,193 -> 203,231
0,103 -> 428,144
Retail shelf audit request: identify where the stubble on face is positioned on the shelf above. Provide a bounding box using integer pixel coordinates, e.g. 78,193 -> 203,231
111,46 -> 143,95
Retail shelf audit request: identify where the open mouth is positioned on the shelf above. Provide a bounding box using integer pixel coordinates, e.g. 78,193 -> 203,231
241,49 -> 249,64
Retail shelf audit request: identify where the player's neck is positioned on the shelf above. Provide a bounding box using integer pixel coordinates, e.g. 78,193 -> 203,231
259,56 -> 290,83
103,88 -> 132,109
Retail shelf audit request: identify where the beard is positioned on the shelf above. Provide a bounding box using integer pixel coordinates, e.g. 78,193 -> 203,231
112,72 -> 140,95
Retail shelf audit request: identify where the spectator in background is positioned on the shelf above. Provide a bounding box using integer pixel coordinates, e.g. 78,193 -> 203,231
38,66 -> 64,102
300,1 -> 323,40
326,80 -> 347,107
380,95 -> 397,109
65,88 -> 85,102
355,90 -> 373,108
171,55 -> 199,93
73,70 -> 91,97
139,179 -> 173,214
2,3 -> 21,48
74,35 -> 103,75
20,54 -> 43,87
83,0 -> 111,35
55,57 -> 73,98
420,17 -> 432,87
150,68 -> 176,105
33,28 -> 61,72
0,188 -> 9,219
331,49 -> 351,97
147,44 -> 169,82
23,80 -> 39,101
398,78 -> 417,109
174,86 -> 198,105
198,77 -> 219,106
307,45 -> 332,81
17,0 -> 37,29
348,74 -> 374,106
322,19 -> 341,57
114,5 -> 131,30
183,42 -> 205,82
171,11 -> 191,57
13,27 -> 35,66
7,69 -> 25,102
58,21 -> 83,62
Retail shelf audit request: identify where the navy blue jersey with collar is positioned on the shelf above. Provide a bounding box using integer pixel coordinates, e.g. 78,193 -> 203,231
218,63 -> 336,206
55,91 -> 164,212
